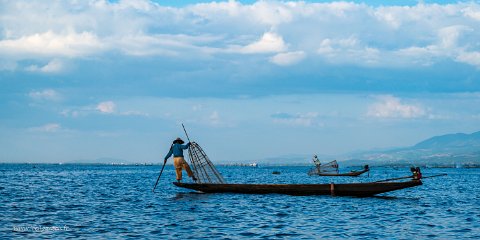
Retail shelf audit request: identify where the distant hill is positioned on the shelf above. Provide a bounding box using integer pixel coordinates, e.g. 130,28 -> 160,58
342,131 -> 480,167
413,131 -> 480,150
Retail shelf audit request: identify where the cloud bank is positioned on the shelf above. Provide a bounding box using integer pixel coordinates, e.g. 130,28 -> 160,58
1,0 -> 480,69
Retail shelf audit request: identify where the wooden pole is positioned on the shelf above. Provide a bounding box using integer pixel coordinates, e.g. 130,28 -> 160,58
182,123 -> 191,142
374,175 -> 413,183
152,161 -> 167,193
375,173 -> 447,183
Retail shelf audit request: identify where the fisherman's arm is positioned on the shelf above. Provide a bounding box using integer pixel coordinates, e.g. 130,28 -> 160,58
182,142 -> 191,149
164,147 -> 173,162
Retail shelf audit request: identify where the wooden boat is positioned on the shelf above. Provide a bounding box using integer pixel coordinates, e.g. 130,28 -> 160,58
173,179 -> 422,197
167,127 -> 424,197
307,156 -> 369,177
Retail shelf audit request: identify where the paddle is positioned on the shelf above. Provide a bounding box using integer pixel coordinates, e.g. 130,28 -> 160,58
374,175 -> 413,183
374,173 -> 447,182
152,144 -> 173,193
152,161 -> 166,193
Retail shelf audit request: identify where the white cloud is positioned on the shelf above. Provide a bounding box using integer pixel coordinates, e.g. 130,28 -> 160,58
367,95 -> 426,119
249,1 -> 294,26
317,37 -> 381,66
114,0 -> 153,11
26,59 -> 65,73
271,112 -> 321,127
270,51 -> 305,66
0,31 -> 105,58
28,89 -> 61,101
62,101 -> 149,117
462,6 -> 480,21
60,109 -> 81,118
209,111 -> 221,125
192,104 -> 203,111
456,51 -> 480,68
120,111 -> 150,117
114,33 -> 220,57
96,101 -> 116,114
188,0 -> 293,26
30,123 -> 61,132
438,25 -> 468,49
394,46 -> 438,66
233,32 -> 287,54
0,60 -> 17,71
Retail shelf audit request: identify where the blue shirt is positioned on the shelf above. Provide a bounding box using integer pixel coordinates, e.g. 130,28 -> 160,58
164,142 -> 191,160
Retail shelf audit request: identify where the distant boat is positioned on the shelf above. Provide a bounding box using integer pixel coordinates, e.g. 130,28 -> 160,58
174,180 -> 421,197
308,155 -> 369,177
249,163 -> 258,167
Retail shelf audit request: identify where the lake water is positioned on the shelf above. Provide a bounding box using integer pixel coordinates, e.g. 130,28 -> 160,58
1,164 -> 479,239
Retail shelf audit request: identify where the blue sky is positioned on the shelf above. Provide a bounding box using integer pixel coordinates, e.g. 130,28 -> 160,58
1,0 -> 480,163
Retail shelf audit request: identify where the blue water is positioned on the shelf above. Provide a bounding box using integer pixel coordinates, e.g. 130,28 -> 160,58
1,164 -> 479,239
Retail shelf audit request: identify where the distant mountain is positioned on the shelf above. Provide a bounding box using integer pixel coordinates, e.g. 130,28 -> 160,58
413,131 -> 480,150
342,131 -> 480,166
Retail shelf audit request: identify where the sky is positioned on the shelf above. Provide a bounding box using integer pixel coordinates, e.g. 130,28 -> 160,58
1,0 -> 480,163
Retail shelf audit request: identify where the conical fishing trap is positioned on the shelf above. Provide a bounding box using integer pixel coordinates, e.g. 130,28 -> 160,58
187,142 -> 226,184
308,156 -> 339,176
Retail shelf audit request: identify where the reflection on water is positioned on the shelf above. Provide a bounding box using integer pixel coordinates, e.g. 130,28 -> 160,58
1,164 -> 479,239
171,192 -> 208,201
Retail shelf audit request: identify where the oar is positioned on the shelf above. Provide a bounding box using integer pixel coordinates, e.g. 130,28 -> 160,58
152,143 -> 173,193
374,175 -> 413,182
374,173 -> 447,183
152,161 -> 167,193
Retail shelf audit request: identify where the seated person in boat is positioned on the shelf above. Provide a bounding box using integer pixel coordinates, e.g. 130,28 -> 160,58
415,167 -> 422,179
410,167 -> 422,180
164,137 -> 197,182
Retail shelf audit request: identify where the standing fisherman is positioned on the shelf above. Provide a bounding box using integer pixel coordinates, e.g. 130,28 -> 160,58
164,138 -> 197,182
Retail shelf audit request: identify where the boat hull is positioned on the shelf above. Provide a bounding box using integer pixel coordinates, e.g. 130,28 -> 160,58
173,180 -> 422,197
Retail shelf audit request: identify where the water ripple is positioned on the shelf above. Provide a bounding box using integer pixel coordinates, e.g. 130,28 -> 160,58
1,164 -> 480,239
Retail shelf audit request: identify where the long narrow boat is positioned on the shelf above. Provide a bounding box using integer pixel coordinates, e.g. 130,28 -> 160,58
307,156 -> 369,177
173,180 -> 422,197
315,168 -> 369,177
